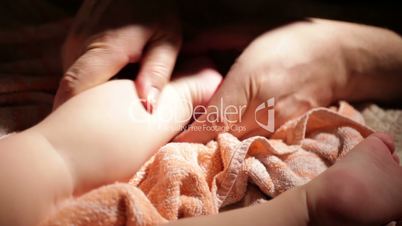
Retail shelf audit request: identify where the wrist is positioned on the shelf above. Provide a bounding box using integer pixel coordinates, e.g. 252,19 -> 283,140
267,187 -> 310,226
326,20 -> 402,102
307,19 -> 352,103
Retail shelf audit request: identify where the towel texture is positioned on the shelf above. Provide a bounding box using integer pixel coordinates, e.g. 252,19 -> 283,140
39,102 -> 374,226
0,3 -> 400,225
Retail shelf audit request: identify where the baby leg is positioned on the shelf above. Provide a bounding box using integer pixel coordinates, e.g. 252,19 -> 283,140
0,65 -> 221,226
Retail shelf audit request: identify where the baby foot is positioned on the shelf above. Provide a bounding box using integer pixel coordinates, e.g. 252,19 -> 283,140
305,132 -> 402,226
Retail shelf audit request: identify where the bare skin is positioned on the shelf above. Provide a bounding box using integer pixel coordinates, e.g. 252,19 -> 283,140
306,133 -> 402,226
177,19 -> 402,142
0,71 -> 401,225
2,44 -> 402,226
165,133 -> 402,226
55,0 -> 181,108
0,66 -> 222,226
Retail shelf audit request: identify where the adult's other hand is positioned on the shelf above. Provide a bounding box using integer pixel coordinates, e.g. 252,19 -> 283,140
54,0 -> 181,110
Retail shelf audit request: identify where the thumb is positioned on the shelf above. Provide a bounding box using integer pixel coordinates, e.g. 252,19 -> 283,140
54,27 -> 149,109
135,32 -> 182,113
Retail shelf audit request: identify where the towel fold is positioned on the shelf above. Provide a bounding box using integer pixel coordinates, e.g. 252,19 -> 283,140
0,6 -> 399,225
40,101 -> 374,226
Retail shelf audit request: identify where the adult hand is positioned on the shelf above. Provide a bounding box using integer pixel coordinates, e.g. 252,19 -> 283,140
176,19 -> 350,143
54,0 -> 181,109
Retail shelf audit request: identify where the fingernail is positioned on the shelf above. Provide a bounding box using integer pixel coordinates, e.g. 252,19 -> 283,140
146,87 -> 160,113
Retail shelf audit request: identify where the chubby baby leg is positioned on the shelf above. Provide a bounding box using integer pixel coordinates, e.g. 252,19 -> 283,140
35,66 -> 222,195
0,65 -> 221,226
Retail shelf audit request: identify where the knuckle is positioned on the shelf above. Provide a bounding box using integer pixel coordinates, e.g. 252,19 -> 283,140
145,63 -> 170,88
58,71 -> 81,98
86,40 -> 115,55
229,56 -> 273,101
89,31 -> 118,45
86,34 -> 134,64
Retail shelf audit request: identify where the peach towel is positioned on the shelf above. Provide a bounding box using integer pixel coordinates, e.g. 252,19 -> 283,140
40,102 -> 374,226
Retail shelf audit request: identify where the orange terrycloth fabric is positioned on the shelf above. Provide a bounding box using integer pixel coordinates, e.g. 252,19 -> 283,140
40,102 -> 374,226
